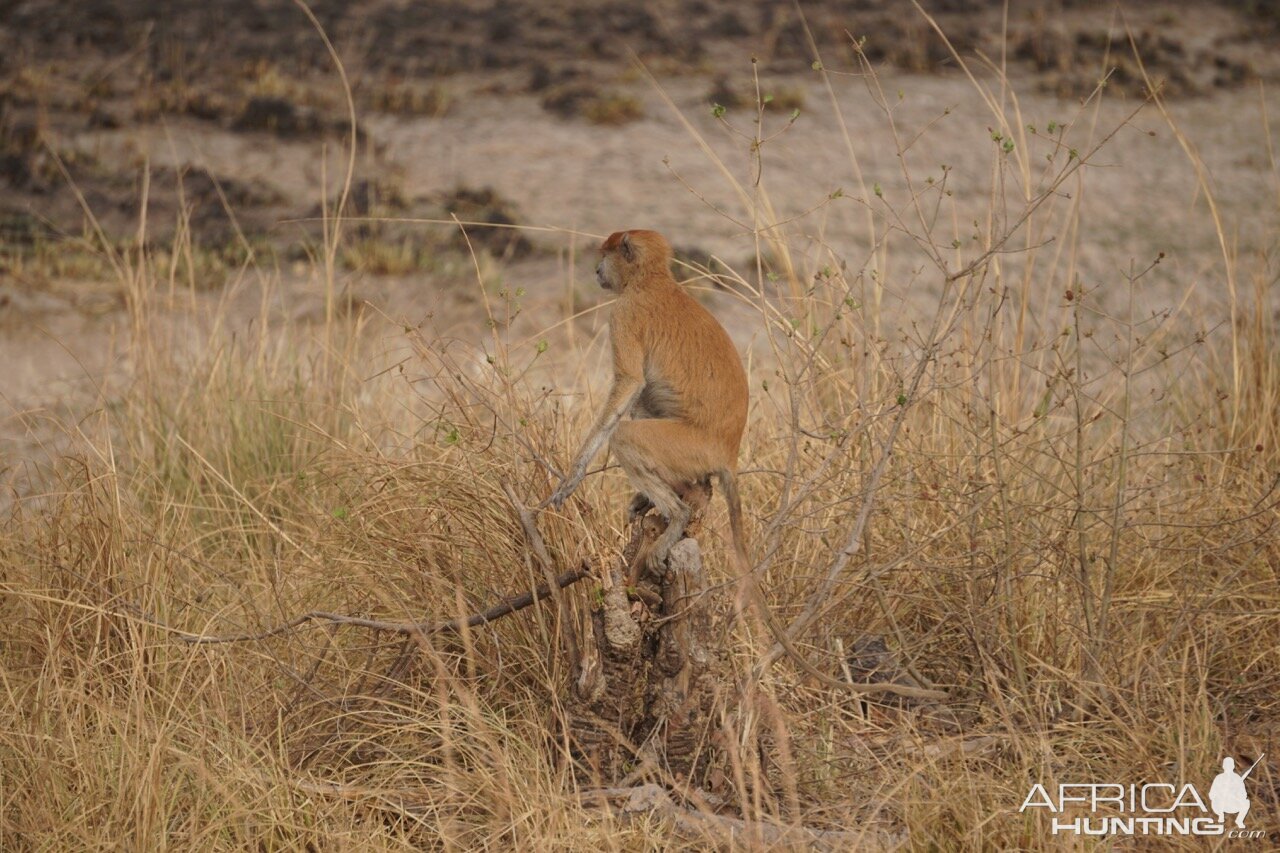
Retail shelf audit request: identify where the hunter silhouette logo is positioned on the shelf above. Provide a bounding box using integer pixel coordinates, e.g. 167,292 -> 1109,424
1210,755 -> 1262,829
1020,753 -> 1266,838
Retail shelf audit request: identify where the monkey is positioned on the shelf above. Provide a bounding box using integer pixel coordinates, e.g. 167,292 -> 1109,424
546,229 -> 750,577
542,231 -> 936,701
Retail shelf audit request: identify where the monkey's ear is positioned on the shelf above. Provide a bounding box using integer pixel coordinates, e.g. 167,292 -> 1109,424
620,232 -> 635,262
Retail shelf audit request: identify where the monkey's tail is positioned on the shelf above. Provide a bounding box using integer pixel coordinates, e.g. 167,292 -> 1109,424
716,469 -> 751,576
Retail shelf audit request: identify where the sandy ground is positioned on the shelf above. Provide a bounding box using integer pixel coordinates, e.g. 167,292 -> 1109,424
17,65 -> 1280,347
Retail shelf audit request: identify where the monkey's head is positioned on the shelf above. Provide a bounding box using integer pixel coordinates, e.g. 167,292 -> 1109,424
596,229 -> 674,291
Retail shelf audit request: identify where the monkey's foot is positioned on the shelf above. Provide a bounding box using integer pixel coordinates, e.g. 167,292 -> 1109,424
627,492 -> 654,523
547,485 -> 571,510
645,534 -> 683,574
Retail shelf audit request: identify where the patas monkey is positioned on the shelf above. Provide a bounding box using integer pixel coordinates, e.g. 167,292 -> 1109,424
547,229 -> 749,576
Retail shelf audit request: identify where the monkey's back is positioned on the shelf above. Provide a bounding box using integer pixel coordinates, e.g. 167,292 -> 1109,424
620,280 -> 748,458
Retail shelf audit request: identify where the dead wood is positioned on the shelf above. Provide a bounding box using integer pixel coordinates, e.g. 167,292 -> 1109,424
142,564 -> 591,644
565,480 -> 726,785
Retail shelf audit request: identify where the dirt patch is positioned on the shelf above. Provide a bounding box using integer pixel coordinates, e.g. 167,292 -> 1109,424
438,187 -> 535,261
1011,18 -> 1259,98
3,2 -> 1276,259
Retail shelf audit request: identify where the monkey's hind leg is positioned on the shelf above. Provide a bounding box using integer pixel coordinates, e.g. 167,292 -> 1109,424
626,492 -> 654,523
629,477 -> 709,526
613,421 -> 716,575
638,480 -> 691,574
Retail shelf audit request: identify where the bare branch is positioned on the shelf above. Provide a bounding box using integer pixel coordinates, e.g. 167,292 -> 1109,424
505,482 -> 583,673
148,564 -> 592,645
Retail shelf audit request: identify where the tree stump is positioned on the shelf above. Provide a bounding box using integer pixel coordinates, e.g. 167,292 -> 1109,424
566,482 -> 726,784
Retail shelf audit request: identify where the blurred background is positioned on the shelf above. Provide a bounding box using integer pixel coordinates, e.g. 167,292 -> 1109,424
3,1 -> 1279,437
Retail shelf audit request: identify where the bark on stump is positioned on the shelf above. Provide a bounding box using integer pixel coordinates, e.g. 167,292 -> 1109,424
566,482 -> 726,784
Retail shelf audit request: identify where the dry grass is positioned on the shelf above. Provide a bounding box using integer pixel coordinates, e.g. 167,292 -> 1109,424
2,17 -> 1278,852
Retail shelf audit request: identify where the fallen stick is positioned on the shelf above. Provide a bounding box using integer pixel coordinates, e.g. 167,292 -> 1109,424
136,563 -> 592,644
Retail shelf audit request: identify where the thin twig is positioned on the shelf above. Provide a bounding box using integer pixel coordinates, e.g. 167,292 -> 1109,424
132,565 -> 592,644
504,481 -> 583,674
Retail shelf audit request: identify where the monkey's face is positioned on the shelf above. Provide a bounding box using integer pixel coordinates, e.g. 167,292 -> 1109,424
597,231 -> 643,290
596,253 -> 620,290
